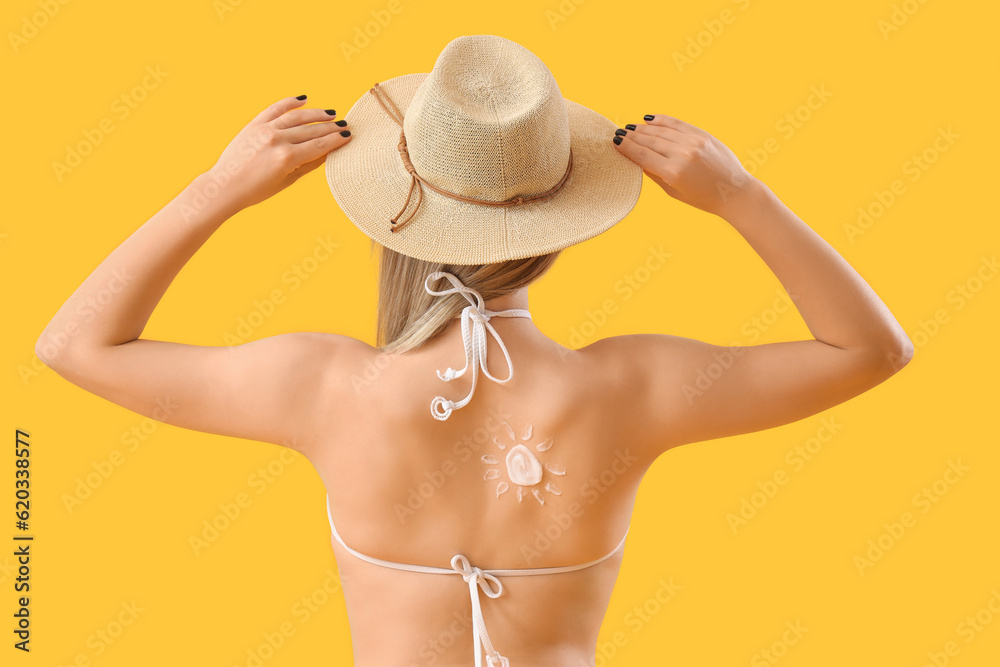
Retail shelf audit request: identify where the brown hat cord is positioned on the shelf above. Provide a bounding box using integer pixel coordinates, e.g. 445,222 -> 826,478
368,82 -> 576,234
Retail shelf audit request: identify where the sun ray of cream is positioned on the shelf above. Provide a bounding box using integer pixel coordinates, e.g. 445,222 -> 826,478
535,437 -> 553,452
544,462 -> 565,475
497,482 -> 509,497
522,423 -> 533,440
503,422 -> 516,442
482,455 -> 500,465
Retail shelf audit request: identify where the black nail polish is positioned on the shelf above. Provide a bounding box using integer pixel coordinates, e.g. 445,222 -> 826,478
324,109 -> 336,115
613,135 -> 623,145
615,128 -> 627,137
340,130 -> 351,137
296,94 -> 307,100
625,124 -> 636,131
334,119 -> 348,127
643,114 -> 654,121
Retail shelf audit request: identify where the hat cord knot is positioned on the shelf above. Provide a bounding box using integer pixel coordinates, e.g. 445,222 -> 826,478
397,135 -> 417,174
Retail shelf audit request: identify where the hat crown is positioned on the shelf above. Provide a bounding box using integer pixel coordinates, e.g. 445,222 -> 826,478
402,35 -> 571,203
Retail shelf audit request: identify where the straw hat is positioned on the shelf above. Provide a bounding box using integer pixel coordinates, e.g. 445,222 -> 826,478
324,34 -> 642,265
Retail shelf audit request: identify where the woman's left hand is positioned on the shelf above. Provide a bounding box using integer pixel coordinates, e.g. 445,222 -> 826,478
207,95 -> 352,212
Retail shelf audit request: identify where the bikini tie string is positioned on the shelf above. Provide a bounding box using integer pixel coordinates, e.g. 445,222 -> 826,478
368,82 -> 574,234
424,271 -> 531,421
450,555 -> 510,667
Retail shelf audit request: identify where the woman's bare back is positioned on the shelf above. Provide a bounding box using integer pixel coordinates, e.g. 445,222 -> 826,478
310,319 -> 650,666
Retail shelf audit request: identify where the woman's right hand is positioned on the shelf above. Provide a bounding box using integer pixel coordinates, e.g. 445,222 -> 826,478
613,114 -> 757,219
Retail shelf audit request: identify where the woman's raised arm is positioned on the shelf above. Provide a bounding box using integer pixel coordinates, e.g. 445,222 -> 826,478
34,95 -> 359,455
606,114 -> 913,459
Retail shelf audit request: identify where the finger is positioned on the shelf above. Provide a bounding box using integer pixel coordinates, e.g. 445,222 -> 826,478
289,129 -> 353,165
622,130 -> 687,161
613,132 -> 675,181
272,107 -> 339,130
626,122 -> 698,147
256,95 -> 309,124
644,113 -> 709,139
282,118 -> 347,144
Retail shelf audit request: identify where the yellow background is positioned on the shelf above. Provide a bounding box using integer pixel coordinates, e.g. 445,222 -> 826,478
3,0 -> 998,665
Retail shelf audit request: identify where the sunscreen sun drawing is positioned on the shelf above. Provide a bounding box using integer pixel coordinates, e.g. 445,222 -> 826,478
482,421 -> 565,504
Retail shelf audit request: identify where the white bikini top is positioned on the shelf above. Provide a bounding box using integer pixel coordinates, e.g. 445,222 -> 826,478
325,493 -> 630,667
423,271 -> 532,421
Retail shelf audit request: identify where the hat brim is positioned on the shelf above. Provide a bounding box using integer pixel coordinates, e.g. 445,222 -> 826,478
325,73 -> 642,265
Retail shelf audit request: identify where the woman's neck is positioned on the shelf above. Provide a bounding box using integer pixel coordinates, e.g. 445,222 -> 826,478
478,286 -> 529,312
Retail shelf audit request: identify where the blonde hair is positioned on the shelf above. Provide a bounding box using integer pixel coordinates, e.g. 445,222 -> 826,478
373,241 -> 561,353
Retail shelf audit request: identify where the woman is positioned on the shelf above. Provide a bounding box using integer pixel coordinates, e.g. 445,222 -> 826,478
36,35 -> 912,667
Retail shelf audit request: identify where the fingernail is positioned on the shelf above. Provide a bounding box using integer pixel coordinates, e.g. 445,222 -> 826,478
625,124 -> 636,131
613,136 -> 623,145
340,130 -> 351,137
643,114 -> 654,121
334,119 -> 348,127
324,109 -> 337,115
615,128 -> 628,137
296,94 -> 307,100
